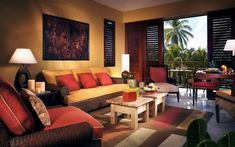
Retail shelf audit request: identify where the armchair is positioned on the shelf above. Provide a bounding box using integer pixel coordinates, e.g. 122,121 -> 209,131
0,121 -> 100,147
148,65 -> 180,102
0,76 -> 103,147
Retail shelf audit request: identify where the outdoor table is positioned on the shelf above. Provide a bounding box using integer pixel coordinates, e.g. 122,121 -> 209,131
169,69 -> 192,85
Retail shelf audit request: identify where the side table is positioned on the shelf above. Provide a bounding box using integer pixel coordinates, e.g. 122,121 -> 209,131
106,96 -> 153,129
36,91 -> 62,106
141,91 -> 168,117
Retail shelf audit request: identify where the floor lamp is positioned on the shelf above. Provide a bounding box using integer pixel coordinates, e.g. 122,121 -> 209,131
121,54 -> 130,83
9,48 -> 37,91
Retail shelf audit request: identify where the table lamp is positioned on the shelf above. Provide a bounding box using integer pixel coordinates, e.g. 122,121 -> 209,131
9,48 -> 37,91
121,54 -> 130,83
224,39 -> 235,56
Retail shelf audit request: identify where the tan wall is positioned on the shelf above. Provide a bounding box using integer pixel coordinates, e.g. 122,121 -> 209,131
124,0 -> 235,22
0,0 -> 124,82
1,0 -> 235,83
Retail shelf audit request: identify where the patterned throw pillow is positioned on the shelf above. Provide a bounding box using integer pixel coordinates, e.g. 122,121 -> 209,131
21,89 -> 51,127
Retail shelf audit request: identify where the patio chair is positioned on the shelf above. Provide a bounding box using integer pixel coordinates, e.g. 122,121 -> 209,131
148,65 -> 180,102
192,71 -> 219,105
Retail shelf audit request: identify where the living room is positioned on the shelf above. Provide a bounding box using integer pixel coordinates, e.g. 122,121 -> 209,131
0,0 -> 235,146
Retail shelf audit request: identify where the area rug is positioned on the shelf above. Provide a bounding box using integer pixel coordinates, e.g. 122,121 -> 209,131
90,106 -> 213,147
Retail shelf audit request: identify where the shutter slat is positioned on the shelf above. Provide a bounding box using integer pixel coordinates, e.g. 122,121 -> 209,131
146,25 -> 158,61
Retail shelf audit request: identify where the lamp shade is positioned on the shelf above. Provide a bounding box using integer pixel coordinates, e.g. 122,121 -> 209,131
9,48 -> 37,64
122,54 -> 130,72
224,40 -> 235,56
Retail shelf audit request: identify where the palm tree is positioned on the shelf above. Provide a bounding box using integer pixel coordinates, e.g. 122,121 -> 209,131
164,19 -> 194,48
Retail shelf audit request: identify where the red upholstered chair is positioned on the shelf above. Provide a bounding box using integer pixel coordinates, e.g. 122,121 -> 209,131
192,72 -> 219,105
0,76 -> 103,147
149,65 -> 180,102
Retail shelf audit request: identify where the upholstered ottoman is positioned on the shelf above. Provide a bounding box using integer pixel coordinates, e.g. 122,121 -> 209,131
155,82 -> 180,102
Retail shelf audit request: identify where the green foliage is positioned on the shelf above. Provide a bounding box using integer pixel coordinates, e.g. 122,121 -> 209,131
164,19 -> 194,48
186,119 -> 235,147
164,18 -> 207,70
196,139 -> 218,147
217,131 -> 235,147
186,118 -> 210,147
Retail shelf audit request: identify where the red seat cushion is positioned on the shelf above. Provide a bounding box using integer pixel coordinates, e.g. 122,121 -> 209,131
45,106 -> 103,139
78,73 -> 97,88
56,74 -> 80,91
0,76 -> 34,135
150,67 -> 167,83
96,72 -> 113,86
193,81 -> 218,88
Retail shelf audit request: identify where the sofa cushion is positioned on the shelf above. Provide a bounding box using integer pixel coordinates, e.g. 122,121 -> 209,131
0,77 -> 34,135
78,73 -> 97,88
72,68 -> 91,82
89,67 -> 110,82
42,69 -> 72,85
21,89 -> 51,127
192,81 -> 218,88
156,82 -> 179,93
56,74 -> 80,91
96,72 -> 113,86
65,84 -> 128,104
45,106 -> 103,139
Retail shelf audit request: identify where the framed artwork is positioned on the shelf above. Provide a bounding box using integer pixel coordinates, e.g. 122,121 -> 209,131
43,14 -> 89,60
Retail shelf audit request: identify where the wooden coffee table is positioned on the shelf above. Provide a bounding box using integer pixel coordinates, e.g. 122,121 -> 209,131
140,91 -> 167,117
106,96 -> 153,129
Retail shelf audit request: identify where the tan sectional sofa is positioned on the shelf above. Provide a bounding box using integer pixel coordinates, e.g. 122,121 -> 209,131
37,67 -> 128,112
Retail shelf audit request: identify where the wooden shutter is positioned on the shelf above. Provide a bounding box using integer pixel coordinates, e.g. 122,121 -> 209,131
125,19 -> 163,81
146,25 -> 159,61
208,8 -> 235,67
125,23 -> 143,81
104,19 -> 115,67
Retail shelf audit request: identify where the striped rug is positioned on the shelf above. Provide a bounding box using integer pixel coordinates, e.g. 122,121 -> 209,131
90,106 -> 213,147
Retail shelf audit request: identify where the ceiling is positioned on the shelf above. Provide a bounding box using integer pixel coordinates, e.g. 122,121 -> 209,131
93,0 -> 184,12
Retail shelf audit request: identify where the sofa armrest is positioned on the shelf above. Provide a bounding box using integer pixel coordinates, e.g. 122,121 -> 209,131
111,77 -> 124,84
10,122 -> 99,147
46,84 -> 69,98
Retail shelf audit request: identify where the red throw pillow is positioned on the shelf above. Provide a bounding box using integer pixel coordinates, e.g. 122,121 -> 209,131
78,73 -> 97,88
96,72 -> 113,86
56,74 -> 80,91
0,76 -> 35,135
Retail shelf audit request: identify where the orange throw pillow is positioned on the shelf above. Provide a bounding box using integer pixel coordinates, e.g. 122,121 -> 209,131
56,74 -> 80,91
78,73 -> 97,88
96,72 -> 113,86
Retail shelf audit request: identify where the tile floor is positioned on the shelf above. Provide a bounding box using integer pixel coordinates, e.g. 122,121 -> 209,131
166,88 -> 235,140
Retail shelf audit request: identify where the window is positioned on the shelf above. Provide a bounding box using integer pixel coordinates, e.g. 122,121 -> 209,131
104,19 -> 115,67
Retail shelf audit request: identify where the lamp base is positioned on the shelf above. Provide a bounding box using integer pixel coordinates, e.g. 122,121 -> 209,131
14,65 -> 32,92
121,70 -> 129,84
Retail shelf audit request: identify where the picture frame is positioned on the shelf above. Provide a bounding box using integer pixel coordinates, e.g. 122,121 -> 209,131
43,14 -> 89,60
